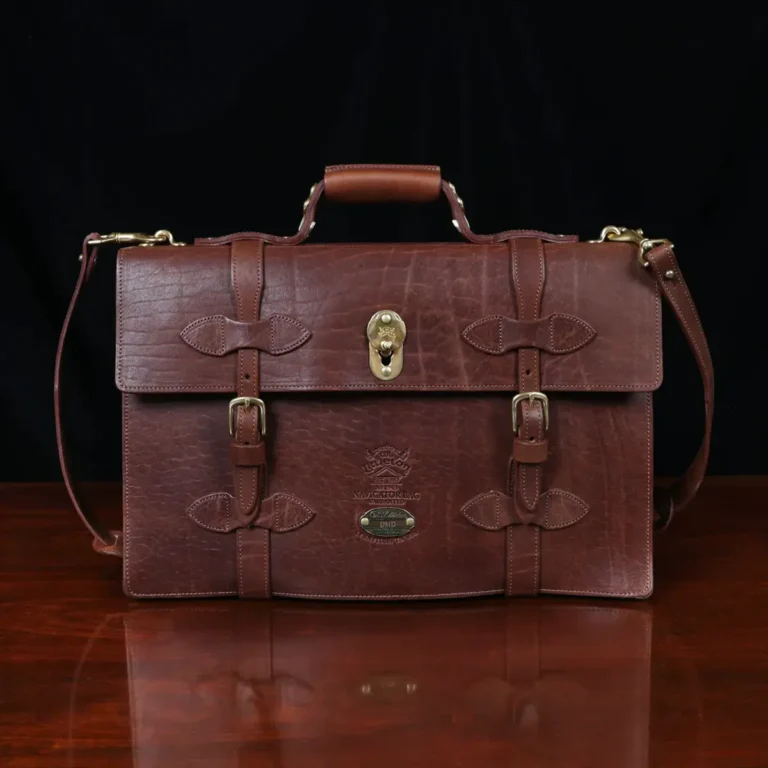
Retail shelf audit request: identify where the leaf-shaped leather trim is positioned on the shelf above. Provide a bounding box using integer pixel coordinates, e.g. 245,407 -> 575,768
461,488 -> 589,530
461,490 -> 514,530
186,492 -> 316,533
259,493 -> 316,532
180,314 -> 312,356
187,492 -> 239,532
461,313 -> 596,355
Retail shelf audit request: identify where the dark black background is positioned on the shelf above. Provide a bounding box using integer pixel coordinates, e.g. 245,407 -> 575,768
2,4 -> 766,481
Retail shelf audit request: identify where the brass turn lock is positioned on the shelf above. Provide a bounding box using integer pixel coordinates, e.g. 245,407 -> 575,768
367,310 -> 406,381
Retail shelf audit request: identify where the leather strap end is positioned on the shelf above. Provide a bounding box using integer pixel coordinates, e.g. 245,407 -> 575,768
92,530 -> 123,557
230,442 -> 267,467
513,437 -> 549,464
324,164 -> 441,203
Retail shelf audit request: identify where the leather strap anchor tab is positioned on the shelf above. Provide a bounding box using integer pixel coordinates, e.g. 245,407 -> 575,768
506,238 -> 548,596
230,239 -> 270,598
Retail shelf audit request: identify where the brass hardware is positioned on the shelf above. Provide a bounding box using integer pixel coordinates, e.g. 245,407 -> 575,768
359,675 -> 419,701
87,230 -> 185,247
228,397 -> 267,438
592,226 -> 672,268
360,507 -> 415,537
297,183 -> 317,233
512,392 -> 550,435
367,309 -> 406,381
448,181 -> 470,230
664,269 -> 676,280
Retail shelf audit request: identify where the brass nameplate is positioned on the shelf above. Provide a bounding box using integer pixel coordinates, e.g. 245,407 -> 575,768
360,507 -> 415,538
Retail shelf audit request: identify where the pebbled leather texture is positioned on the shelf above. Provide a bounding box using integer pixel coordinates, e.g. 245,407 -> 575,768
180,314 -> 311,357
116,243 -> 661,394
122,389 -> 653,599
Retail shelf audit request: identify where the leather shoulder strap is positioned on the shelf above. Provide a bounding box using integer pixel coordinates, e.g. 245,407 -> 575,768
646,244 -> 714,528
55,238 -> 714,555
54,237 -> 122,556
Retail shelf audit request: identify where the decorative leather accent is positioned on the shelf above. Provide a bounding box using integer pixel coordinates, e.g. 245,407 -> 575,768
461,489 -> 590,531
187,492 -> 316,534
180,314 -> 311,357
462,313 -> 596,355
324,164 -> 442,203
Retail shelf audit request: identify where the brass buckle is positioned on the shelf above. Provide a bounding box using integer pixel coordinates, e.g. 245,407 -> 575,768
228,397 -> 267,438
511,392 -> 549,435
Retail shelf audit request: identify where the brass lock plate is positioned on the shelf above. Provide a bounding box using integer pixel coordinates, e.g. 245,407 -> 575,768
367,310 -> 406,381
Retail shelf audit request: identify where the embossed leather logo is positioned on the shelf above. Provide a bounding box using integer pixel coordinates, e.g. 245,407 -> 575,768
353,445 -> 421,503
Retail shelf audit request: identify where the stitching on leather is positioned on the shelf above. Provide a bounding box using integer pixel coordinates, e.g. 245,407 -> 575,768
237,530 -> 244,595
121,381 -> 659,392
460,491 -> 503,531
270,494 -> 315,532
461,315 -> 508,354
326,164 -> 440,172
269,315 -> 312,355
547,314 -> 597,354
643,392 -> 652,595
264,527 -> 269,597
186,493 -> 233,532
273,590 -> 503,599
542,489 -> 590,530
497,316 -> 503,354
129,589 -> 236,597
180,315 -> 226,355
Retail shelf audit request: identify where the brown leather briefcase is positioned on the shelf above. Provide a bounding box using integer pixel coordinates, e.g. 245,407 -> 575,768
55,164 -> 714,599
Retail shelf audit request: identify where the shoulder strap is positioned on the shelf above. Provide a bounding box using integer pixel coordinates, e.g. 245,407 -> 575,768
54,239 -> 714,556
645,243 -> 714,528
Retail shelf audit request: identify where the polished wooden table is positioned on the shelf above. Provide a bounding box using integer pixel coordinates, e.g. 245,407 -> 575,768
1,480 -> 766,767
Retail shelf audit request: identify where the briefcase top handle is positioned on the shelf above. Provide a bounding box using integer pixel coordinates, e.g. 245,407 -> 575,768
324,164 -> 443,203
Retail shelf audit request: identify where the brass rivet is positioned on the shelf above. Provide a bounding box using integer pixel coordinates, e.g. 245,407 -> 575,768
360,684 -> 371,695
664,269 -> 675,279
381,313 -> 392,324
361,517 -> 369,527
406,517 -> 415,527
381,366 -> 392,377
78,253 -> 84,262
406,683 -> 417,693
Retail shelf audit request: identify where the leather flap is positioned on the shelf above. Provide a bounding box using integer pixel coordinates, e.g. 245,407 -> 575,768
116,242 -> 661,393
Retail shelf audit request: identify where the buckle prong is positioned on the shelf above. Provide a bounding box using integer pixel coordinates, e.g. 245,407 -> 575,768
512,392 -> 549,435
228,397 -> 266,438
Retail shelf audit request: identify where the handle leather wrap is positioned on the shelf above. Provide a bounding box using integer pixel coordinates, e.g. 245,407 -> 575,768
324,164 -> 442,203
